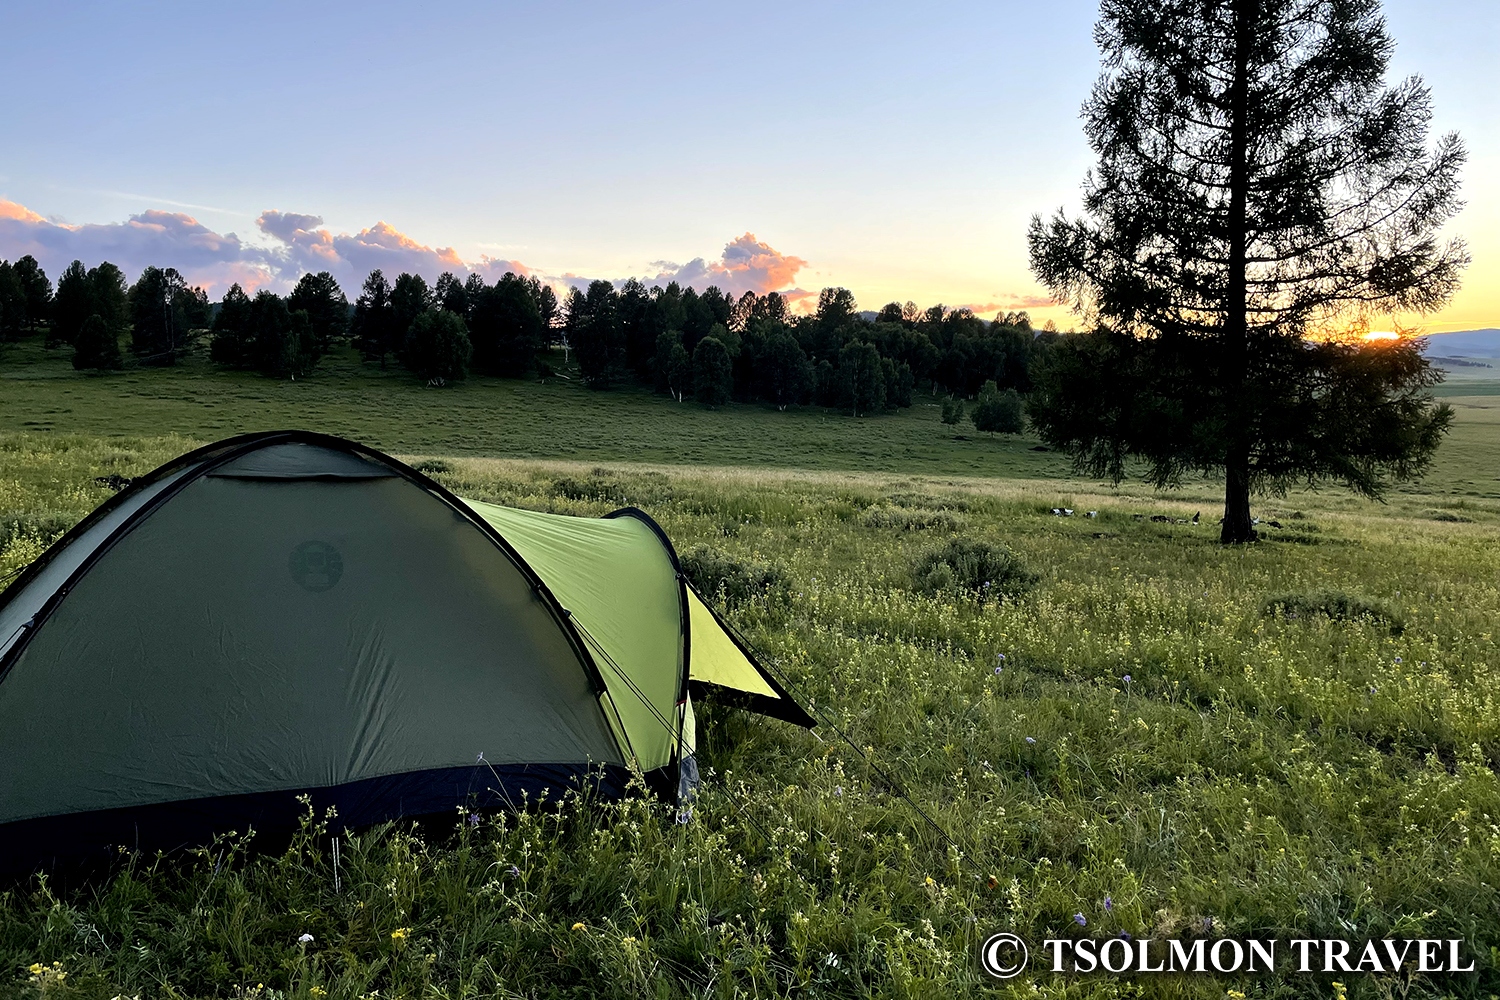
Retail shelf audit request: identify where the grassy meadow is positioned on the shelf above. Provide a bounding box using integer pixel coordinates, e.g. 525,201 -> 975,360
2,339 -> 1499,998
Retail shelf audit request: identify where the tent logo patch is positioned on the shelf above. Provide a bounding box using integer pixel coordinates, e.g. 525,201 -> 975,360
289,541 -> 343,592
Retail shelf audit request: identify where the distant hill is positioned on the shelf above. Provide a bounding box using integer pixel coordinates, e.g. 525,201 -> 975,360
1420,329 -> 1500,357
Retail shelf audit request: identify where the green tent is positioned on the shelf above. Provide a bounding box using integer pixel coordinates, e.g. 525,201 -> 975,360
0,431 -> 811,873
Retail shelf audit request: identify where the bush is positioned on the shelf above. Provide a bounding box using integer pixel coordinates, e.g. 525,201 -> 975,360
1261,589 -> 1404,634
680,545 -> 790,606
940,396 -> 965,427
549,474 -> 628,504
971,380 -> 1024,435
911,537 -> 1038,601
410,458 -> 453,476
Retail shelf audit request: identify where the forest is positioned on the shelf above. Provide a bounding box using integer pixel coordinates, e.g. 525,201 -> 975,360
0,254 -> 1047,429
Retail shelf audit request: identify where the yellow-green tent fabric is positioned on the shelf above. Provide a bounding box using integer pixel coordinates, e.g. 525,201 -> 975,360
0,431 -> 811,876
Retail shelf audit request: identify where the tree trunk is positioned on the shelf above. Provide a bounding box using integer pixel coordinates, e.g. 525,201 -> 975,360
1220,0 -> 1256,544
1221,445 -> 1256,543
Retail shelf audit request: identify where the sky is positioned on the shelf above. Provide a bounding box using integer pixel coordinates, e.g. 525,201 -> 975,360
1,0 -> 1495,331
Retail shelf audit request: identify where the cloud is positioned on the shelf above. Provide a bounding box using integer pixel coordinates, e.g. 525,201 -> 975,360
0,199 -> 278,295
645,232 -> 810,301
0,200 -> 814,309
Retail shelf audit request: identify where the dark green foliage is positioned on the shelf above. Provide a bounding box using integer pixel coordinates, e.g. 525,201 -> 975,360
469,273 -> 546,377
653,330 -> 682,395
389,273 -> 431,351
837,341 -> 885,416
884,357 -> 914,408
1027,0 -> 1467,543
1262,589 -> 1404,634
692,336 -> 733,407
568,280 -> 622,388
409,458 -> 453,476
12,255 -> 51,333
404,310 -> 472,384
940,396 -> 965,427
71,313 -> 122,370
759,331 -> 813,410
352,270 -> 397,364
128,266 -> 202,365
666,341 -> 691,402
86,263 -> 130,353
911,536 -> 1038,601
971,380 -> 1024,435
0,261 -> 23,340
209,283 -> 255,367
247,291 -> 320,377
679,544 -> 790,606
288,272 -> 349,353
50,260 -> 92,347
434,271 -> 469,317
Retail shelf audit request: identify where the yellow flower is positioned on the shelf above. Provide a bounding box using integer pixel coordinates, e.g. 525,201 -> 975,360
924,876 -> 935,886
29,964 -> 45,976
391,927 -> 410,941
310,989 -> 328,999
571,922 -> 586,931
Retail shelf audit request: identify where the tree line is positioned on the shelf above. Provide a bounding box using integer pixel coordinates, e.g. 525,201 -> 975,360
3,254 -> 1060,419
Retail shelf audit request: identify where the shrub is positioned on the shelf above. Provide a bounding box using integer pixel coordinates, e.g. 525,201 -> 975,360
971,380 -> 1024,435
410,458 -> 453,476
940,396 -> 965,427
679,545 -> 790,606
911,537 -> 1038,601
1261,589 -> 1404,634
549,475 -> 627,504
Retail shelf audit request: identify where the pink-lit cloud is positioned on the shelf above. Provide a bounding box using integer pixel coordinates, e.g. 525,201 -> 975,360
0,200 -> 815,308
0,200 -> 277,295
646,232 -> 810,301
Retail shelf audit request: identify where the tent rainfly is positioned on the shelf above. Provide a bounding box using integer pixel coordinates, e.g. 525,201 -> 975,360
0,431 -> 812,874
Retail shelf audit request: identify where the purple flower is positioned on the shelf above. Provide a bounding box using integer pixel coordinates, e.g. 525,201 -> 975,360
467,812 -> 481,827
995,666 -> 1003,675
1394,656 -> 1402,663
1370,686 -> 1378,694
1122,675 -> 1132,684
1025,736 -> 1036,745
507,865 -> 520,878
1200,917 -> 1214,932
997,653 -> 1006,661
1074,913 -> 1087,927
676,807 -> 693,825
1104,895 -> 1113,912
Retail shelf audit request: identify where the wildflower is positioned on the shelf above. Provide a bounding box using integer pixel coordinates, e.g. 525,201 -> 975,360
1025,736 -> 1036,745
467,811 -> 481,827
1104,894 -> 1112,912
997,653 -> 1006,661
508,864 -> 520,878
676,808 -> 692,824
1074,913 -> 1087,927
310,989 -> 327,999
1200,916 -> 1214,932
1122,674 -> 1131,684
925,876 -> 936,886
571,922 -> 586,931
622,935 -> 638,948
994,665 -> 1003,675
298,932 -> 315,944
1120,931 -> 1132,941
1394,656 -> 1402,663
1370,686 -> 1378,694
834,786 -> 843,797
391,927 -> 410,941
1332,982 -> 1348,1000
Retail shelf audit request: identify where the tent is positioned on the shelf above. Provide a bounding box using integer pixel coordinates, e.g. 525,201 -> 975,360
0,431 -> 812,873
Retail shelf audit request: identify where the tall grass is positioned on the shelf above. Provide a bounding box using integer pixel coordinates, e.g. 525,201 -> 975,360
2,435 -> 1499,997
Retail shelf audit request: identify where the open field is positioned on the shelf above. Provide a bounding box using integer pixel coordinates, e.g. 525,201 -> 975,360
2,347 -> 1500,998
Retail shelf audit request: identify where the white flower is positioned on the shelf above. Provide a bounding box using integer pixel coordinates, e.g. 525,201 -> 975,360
298,933 -> 315,944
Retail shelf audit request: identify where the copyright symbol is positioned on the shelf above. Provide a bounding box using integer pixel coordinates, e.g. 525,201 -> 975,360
979,932 -> 1028,979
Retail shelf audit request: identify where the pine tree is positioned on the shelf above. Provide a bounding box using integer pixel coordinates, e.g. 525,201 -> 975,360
72,314 -> 123,370
1027,0 -> 1467,543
